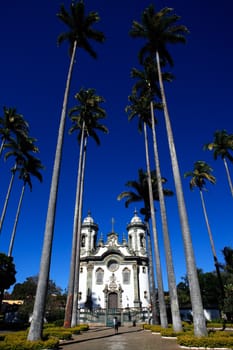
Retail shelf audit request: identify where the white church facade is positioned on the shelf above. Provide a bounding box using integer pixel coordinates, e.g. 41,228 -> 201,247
78,210 -> 151,325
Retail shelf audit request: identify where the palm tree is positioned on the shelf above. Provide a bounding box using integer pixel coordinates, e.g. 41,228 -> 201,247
204,130 -> 233,197
130,5 -> 207,336
131,64 -> 182,331
184,161 -> 225,304
28,2 -> 105,341
144,117 -> 168,328
0,107 -> 29,159
131,58 -> 174,100
8,155 -> 44,257
0,165 -> 17,234
64,88 -> 108,327
118,169 -> 159,325
0,135 -> 39,233
118,168 -> 173,325
126,93 -> 168,328
63,121 -> 86,328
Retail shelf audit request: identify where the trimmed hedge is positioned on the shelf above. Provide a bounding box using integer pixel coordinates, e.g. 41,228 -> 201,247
0,338 -> 59,350
147,325 -> 162,333
43,328 -> 72,340
77,324 -> 89,331
160,328 -> 184,337
177,334 -> 233,348
142,323 -> 233,348
0,323 -> 90,349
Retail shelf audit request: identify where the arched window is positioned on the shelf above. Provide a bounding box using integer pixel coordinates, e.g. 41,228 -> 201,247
128,235 -> 132,248
81,235 -> 86,247
122,268 -> 130,284
96,268 -> 104,285
140,234 -> 144,247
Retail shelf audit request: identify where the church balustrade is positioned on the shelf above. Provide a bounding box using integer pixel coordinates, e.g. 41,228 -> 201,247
77,306 -> 151,326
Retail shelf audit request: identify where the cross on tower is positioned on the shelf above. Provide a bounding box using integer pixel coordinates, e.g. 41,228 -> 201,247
111,217 -> 115,232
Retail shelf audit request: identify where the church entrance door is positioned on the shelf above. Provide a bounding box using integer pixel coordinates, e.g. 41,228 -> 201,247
108,292 -> 118,309
106,292 -> 121,326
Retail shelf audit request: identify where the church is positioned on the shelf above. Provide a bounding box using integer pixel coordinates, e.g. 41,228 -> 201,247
78,210 -> 151,325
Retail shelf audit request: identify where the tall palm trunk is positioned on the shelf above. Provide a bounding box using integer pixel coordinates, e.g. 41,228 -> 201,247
8,184 -> 25,256
199,190 -> 225,300
71,135 -> 87,326
64,122 -> 85,328
223,158 -> 233,197
0,164 -> 17,233
143,122 -> 168,328
150,102 -> 182,331
27,41 -> 77,341
156,51 -> 207,336
145,221 -> 159,324
0,138 -> 5,158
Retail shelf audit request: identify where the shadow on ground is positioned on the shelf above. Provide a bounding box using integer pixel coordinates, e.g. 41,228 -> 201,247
60,327 -> 143,347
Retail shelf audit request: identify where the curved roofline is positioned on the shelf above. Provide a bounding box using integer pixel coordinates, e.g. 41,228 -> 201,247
126,222 -> 146,230
81,222 -> 99,230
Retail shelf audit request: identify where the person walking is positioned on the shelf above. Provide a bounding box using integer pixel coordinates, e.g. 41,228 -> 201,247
113,316 -> 118,334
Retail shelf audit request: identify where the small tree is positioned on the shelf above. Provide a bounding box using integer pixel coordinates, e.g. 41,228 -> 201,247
223,283 -> 233,321
11,276 -> 65,323
0,253 -> 16,310
222,246 -> 233,274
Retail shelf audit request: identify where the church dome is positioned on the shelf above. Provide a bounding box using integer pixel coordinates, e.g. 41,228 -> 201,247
130,210 -> 142,224
83,211 -> 94,224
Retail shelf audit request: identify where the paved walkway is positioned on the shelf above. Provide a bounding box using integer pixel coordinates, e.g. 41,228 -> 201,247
60,326 -> 180,350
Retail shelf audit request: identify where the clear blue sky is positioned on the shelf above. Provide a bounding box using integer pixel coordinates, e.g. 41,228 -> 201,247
0,0 -> 232,292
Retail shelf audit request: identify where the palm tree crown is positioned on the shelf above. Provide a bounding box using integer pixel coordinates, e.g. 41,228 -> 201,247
18,154 -> 44,190
204,130 -> 233,162
131,60 -> 173,101
57,1 -> 105,57
69,88 -> 108,144
0,107 -> 29,158
118,168 -> 173,221
4,134 -> 38,160
126,93 -> 152,132
184,161 -> 216,191
130,5 -> 189,65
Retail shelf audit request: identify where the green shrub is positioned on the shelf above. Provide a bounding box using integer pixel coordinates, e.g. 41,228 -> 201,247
207,322 -> 225,328
53,319 -> 64,327
209,330 -> 233,338
0,323 -> 88,349
3,332 -> 27,342
77,324 -> 89,331
148,325 -> 162,333
43,323 -> 56,328
160,328 -> 183,337
0,338 -> 59,350
142,324 -> 151,330
177,333 -> 233,348
71,328 -> 80,335
62,324 -> 89,335
182,321 -> 194,331
43,328 -> 72,340
0,328 -> 60,349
